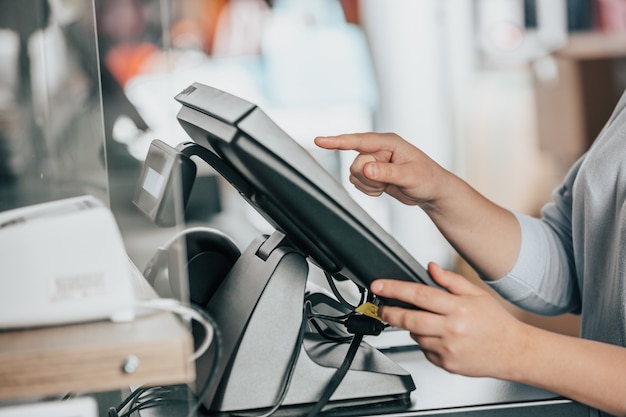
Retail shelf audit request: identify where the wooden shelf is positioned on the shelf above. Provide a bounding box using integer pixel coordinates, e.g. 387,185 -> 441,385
0,262 -> 195,400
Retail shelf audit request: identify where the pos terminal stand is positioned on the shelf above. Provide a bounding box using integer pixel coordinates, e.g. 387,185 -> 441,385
195,231 -> 415,415
132,82 -> 445,414
134,140 -> 415,415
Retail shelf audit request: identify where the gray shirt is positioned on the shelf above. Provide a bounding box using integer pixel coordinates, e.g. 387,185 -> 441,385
488,91 -> 626,348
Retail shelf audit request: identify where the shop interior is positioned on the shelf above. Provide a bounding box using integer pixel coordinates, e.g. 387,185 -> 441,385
1,0 -> 625,416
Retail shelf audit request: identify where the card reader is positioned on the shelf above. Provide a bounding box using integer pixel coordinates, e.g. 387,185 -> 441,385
0,195 -> 135,329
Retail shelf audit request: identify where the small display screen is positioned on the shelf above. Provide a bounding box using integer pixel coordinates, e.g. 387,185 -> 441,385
143,167 -> 165,198
133,139 -> 197,227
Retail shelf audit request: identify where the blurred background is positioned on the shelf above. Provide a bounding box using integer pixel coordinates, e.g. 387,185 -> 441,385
2,0 -> 625,337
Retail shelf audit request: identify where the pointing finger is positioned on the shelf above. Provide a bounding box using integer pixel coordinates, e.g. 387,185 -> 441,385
314,133 -> 393,154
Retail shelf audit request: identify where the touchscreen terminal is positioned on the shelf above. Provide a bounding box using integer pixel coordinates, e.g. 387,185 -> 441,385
174,82 -> 439,307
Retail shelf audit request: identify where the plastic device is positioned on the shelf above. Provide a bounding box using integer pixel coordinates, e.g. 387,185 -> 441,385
0,195 -> 134,329
174,82 -> 439,302
133,83 -> 433,415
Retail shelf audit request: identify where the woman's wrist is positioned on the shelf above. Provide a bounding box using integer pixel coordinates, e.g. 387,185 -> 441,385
496,320 -> 536,382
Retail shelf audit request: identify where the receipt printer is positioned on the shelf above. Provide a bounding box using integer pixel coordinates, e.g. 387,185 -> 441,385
0,195 -> 135,329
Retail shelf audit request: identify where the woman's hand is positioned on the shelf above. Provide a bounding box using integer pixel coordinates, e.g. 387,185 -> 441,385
316,132 -> 521,280
314,133 -> 448,209
372,264 -> 626,416
371,263 -> 527,379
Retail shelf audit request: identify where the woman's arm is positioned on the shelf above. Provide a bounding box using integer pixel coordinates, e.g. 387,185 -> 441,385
315,133 -> 519,280
371,263 -> 626,416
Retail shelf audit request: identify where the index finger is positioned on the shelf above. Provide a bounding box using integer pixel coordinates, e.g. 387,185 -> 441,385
314,133 -> 392,154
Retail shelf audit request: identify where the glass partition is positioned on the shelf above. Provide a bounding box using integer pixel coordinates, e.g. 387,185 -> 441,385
0,0 -> 193,413
0,0 -> 108,210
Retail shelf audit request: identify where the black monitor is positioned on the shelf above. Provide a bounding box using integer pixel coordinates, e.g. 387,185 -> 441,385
174,82 -> 439,308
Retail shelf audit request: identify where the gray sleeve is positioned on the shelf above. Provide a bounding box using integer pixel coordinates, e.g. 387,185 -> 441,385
486,161 -> 582,316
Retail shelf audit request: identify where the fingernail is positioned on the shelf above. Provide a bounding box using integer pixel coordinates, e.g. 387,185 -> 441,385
429,262 -> 441,272
371,281 -> 383,293
365,163 -> 378,178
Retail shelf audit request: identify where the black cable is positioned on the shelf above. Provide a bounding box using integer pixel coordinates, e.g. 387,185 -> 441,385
303,293 -> 354,320
305,333 -> 364,417
252,295 -> 375,417
324,271 -> 358,310
112,306 -> 222,417
114,386 -> 149,416
123,397 -> 188,417
302,288 -> 381,415
308,311 -> 348,323
256,300 -> 377,416
309,318 -> 352,343
117,387 -> 184,417
358,286 -> 367,306
121,386 -> 189,417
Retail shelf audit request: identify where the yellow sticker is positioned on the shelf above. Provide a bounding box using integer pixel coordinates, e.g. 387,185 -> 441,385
355,302 -> 383,322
